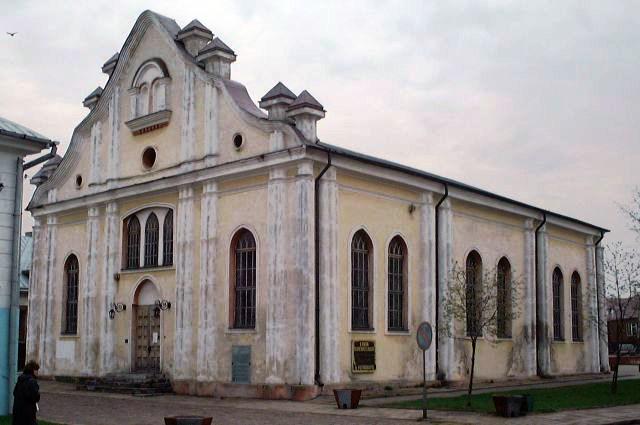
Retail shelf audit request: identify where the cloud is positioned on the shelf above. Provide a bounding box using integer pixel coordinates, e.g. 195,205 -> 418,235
1,0 -> 638,244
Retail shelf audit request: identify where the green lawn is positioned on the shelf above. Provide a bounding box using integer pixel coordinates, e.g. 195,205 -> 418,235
0,416 -> 63,425
381,379 -> 640,413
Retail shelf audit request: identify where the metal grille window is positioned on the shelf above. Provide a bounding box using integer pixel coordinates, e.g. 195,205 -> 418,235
144,213 -> 159,267
553,268 -> 564,340
352,230 -> 372,330
571,272 -> 582,341
126,216 -> 141,269
496,257 -> 511,338
388,237 -> 406,331
163,210 -> 173,266
466,251 -> 482,337
63,255 -> 79,334
233,230 -> 256,329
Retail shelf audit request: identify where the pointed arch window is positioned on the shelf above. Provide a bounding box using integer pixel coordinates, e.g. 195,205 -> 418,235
62,255 -> 79,335
388,236 -> 407,331
126,216 -> 141,269
231,229 -> 256,329
571,272 -> 582,341
352,230 -> 373,330
496,257 -> 512,338
466,251 -> 482,337
163,210 -> 173,266
144,213 -> 159,267
553,267 -> 564,341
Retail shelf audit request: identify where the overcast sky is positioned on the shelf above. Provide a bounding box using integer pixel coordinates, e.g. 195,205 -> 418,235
1,0 -> 638,246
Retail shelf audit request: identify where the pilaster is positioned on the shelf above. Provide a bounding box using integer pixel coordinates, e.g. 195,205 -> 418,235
319,167 -> 340,384
595,243 -> 610,372
108,87 -> 120,188
437,198 -> 456,379
82,206 -> 101,375
265,167 -> 287,384
174,186 -> 195,379
536,224 -> 551,376
89,121 -> 102,187
100,202 -> 119,373
41,215 -> 57,374
204,83 -> 219,167
25,218 -> 43,363
180,68 -> 196,169
585,236 -> 600,372
519,219 -> 537,376
419,192 -> 436,380
197,181 -> 218,381
294,162 -> 314,385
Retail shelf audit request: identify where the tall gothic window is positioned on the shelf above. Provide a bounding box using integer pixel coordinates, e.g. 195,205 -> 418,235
126,216 -> 141,269
496,257 -> 512,338
466,251 -> 482,337
352,230 -> 373,330
63,255 -> 79,335
571,272 -> 582,341
163,210 -> 173,266
553,267 -> 564,340
388,236 -> 407,331
144,213 -> 159,267
231,229 -> 256,329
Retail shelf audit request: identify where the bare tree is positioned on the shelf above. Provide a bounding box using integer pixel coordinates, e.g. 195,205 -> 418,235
603,242 -> 640,394
621,189 -> 640,236
440,260 -> 522,407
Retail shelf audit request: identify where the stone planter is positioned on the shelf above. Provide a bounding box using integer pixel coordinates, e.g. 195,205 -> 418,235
492,395 -> 522,417
333,389 -> 362,409
164,416 -> 213,425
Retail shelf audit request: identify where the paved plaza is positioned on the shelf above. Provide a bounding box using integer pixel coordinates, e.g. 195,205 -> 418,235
36,377 -> 640,425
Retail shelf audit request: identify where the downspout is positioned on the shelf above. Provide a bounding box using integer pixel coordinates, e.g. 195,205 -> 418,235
314,150 -> 331,387
594,230 -> 605,370
8,142 -> 56,411
434,182 -> 448,379
534,212 -> 546,377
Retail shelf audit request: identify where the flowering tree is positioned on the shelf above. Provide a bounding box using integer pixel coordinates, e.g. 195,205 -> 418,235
440,261 -> 522,407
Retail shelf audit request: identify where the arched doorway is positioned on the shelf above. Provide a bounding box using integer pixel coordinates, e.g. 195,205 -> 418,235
132,279 -> 161,372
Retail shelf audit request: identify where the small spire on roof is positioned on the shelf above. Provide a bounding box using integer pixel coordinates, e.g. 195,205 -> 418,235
197,37 -> 237,79
101,52 -> 119,76
287,90 -> 324,112
199,37 -> 235,56
83,86 -> 103,110
176,18 -> 213,56
286,90 -> 326,142
259,82 -> 297,120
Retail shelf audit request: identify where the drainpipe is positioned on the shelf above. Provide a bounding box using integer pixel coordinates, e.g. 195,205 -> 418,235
534,212 -> 546,377
434,183 -> 448,379
314,151 -> 331,387
7,142 -> 56,412
593,230 -> 605,370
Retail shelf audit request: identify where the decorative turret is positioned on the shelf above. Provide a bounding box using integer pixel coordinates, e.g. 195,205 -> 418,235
83,87 -> 103,110
286,90 -> 325,142
101,52 -> 119,76
259,82 -> 296,120
30,154 -> 62,186
176,19 -> 213,56
197,37 -> 236,79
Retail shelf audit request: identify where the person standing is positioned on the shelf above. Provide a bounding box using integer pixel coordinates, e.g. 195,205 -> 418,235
12,361 -> 40,425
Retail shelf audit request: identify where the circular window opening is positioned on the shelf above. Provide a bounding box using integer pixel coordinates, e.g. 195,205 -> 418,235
142,147 -> 157,169
233,133 -> 244,150
75,175 -> 83,188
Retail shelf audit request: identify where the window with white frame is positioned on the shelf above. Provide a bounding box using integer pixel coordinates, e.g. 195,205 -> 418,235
123,207 -> 174,270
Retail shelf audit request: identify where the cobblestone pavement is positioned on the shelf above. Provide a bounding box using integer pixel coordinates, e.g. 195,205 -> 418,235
37,381 -> 640,425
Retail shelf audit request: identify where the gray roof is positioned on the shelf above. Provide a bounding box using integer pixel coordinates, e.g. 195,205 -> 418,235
200,37 -> 234,55
261,82 -> 296,102
0,116 -> 51,143
288,90 -> 324,111
179,19 -> 213,35
103,52 -> 119,66
222,80 -> 267,119
19,234 -> 32,291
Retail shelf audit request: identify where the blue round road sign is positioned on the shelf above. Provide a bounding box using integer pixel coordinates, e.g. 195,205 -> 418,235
417,322 -> 433,351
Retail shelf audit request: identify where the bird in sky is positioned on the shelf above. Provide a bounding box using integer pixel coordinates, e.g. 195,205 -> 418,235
7,32 -> 17,36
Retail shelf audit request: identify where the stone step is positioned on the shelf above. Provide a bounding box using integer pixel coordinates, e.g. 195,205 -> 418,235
76,373 -> 173,395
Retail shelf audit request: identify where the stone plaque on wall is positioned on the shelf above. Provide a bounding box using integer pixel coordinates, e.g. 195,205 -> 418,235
352,340 -> 376,373
232,345 -> 251,383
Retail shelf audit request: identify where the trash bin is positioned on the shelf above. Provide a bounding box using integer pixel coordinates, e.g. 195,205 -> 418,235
164,416 -> 213,425
520,394 -> 533,413
333,389 -> 362,409
492,395 -> 522,417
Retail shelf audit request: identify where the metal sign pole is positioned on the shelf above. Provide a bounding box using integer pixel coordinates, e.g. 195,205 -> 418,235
422,348 -> 427,420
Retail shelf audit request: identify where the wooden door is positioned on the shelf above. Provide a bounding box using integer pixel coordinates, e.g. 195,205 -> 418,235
134,305 -> 161,372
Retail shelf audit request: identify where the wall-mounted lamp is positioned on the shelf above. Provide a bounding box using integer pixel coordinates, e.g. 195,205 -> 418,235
108,302 -> 126,320
155,299 -> 171,311
113,273 -> 120,281
408,203 -> 416,215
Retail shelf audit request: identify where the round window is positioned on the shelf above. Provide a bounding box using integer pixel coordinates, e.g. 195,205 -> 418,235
75,175 -> 83,188
142,147 -> 157,169
233,133 -> 244,150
